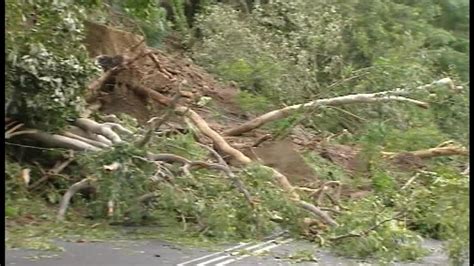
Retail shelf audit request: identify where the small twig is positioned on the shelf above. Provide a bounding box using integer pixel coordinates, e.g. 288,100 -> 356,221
294,187 -> 319,193
252,134 -> 272,147
198,143 -> 255,207
329,212 -> 405,241
319,207 -> 342,214
136,90 -> 181,148
147,53 -> 175,81
312,181 -> 341,206
137,192 -> 160,203
325,193 -> 341,210
127,38 -> 146,53
147,150 -> 256,208
29,153 -> 75,190
123,191 -> 160,215
316,189 -> 327,206
401,173 -> 420,190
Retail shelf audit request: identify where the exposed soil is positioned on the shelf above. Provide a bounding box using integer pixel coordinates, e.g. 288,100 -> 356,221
246,139 -> 320,185
82,21 -> 322,185
82,21 -> 425,189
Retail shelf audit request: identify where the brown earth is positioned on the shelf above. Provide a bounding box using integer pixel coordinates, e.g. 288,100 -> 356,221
244,139 -> 320,185
82,21 -> 323,186
82,21 -> 420,190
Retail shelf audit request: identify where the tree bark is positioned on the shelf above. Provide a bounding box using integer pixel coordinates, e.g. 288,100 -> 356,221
223,78 -> 456,136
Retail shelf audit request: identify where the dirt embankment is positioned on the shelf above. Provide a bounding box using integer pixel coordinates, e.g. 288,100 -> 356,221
82,21 -> 422,191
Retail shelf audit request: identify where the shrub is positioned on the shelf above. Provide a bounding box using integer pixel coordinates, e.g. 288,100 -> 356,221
6,0 -> 99,131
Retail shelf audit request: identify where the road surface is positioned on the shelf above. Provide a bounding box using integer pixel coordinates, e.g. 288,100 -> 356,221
6,236 -> 466,266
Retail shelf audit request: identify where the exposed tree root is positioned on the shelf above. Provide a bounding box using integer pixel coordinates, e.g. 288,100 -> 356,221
74,118 -> 131,144
61,131 -> 111,149
86,49 -> 152,101
5,120 -> 37,139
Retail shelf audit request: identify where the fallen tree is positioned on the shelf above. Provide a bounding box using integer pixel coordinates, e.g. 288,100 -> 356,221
56,147 -> 256,221
382,141 -> 468,159
223,78 -> 458,136
9,74 -> 461,228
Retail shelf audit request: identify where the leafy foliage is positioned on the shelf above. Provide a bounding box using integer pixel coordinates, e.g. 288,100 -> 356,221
6,0 -> 99,131
236,91 -> 274,115
192,0 -> 469,143
328,195 -> 428,263
70,136 -> 305,241
401,167 -> 469,265
107,0 -> 170,47
4,0 -> 469,264
325,165 -> 469,264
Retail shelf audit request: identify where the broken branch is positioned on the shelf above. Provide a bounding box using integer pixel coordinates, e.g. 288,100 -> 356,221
223,78 -> 455,136
57,177 -> 96,221
382,144 -> 468,159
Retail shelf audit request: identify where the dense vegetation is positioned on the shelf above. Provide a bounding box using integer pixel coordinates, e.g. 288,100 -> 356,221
6,0 -> 469,265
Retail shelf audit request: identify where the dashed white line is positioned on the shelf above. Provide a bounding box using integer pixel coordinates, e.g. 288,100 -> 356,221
196,237 -> 285,266
177,242 -> 250,266
214,238 -> 294,266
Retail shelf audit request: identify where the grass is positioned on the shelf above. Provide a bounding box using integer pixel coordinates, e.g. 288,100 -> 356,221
5,196 -> 245,252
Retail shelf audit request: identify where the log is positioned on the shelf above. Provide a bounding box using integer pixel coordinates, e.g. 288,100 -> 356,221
223,78 -> 455,136
23,131 -> 102,151
173,106 -> 337,226
382,144 -> 468,159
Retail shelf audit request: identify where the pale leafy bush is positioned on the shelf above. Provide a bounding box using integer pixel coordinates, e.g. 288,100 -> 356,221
6,0 -> 99,130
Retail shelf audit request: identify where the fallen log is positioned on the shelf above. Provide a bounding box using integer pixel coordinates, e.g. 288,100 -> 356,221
223,78 -> 457,136
382,144 -> 468,159
173,106 -> 338,226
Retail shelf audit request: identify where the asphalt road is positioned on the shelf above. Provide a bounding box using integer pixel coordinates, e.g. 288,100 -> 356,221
5,237 -> 467,266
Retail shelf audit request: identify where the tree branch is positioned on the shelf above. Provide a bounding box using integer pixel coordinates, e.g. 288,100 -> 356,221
57,177 -> 96,221
223,78 -> 455,136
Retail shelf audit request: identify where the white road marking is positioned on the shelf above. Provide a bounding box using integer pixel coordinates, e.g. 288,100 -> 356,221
215,238 -> 294,266
192,237 -> 286,266
177,242 -> 250,266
